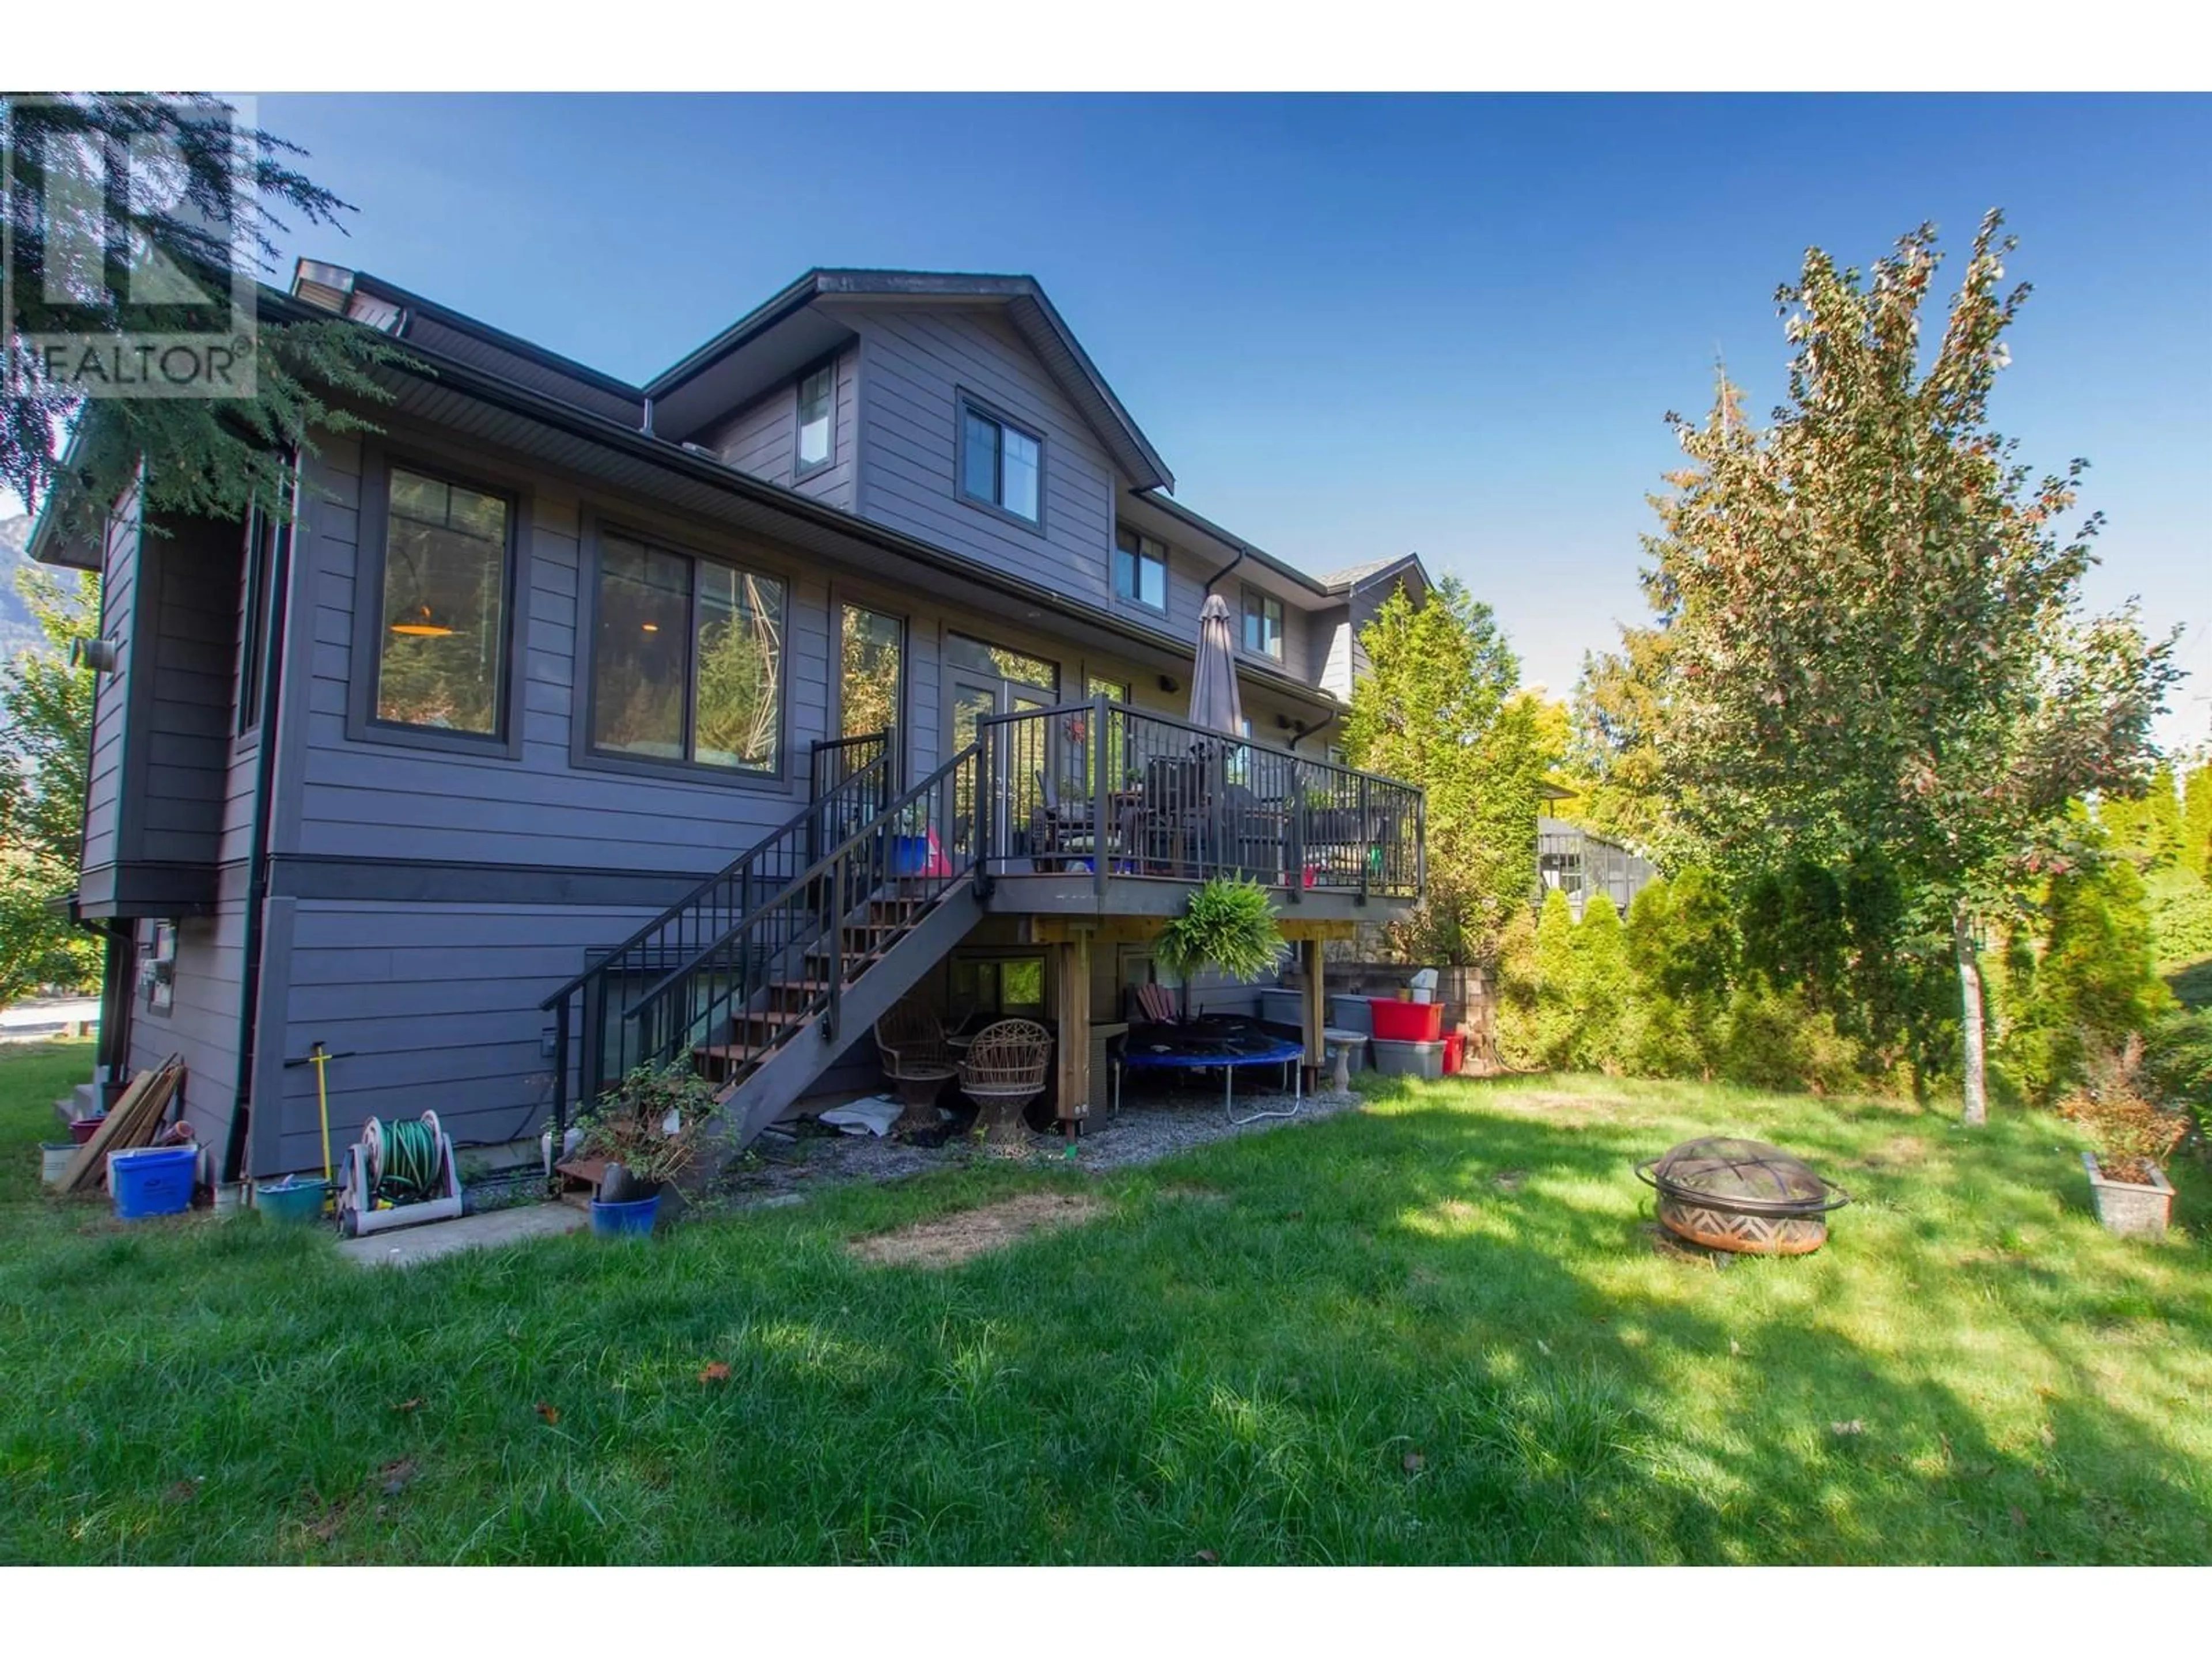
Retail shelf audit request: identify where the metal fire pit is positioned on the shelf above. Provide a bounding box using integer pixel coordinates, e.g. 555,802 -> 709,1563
1634,1136 -> 1850,1255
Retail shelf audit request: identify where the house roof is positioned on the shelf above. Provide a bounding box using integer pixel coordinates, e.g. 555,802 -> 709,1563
1129,490 -> 1336,601
645,268 -> 1173,493
235,280 -> 1347,715
1321,552 -> 1433,597
37,259 -> 1394,616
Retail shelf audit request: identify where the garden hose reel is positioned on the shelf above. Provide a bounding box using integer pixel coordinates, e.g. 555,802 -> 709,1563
336,1110 -> 465,1238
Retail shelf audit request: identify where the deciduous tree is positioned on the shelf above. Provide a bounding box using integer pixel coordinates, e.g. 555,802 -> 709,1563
1642,212 -> 2180,1123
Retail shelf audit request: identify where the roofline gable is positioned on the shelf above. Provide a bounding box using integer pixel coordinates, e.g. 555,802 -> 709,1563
645,268 -> 1173,493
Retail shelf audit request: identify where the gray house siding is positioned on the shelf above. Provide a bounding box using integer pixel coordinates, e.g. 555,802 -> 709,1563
78,491 -> 240,915
244,429 -> 862,1172
124,869 -> 246,1143
847,307 -> 1122,605
81,487 -> 140,878
132,516 -> 238,867
287,433 -> 829,876
702,340 -> 859,512
262,896 -> 666,1172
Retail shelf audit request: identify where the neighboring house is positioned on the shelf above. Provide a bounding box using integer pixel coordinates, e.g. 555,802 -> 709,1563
31,264 -> 1426,1180
1537,816 -> 1658,920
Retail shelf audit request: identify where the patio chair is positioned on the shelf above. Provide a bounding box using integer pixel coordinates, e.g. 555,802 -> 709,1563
1131,980 -> 1185,1028
874,999 -> 957,1132
959,1017 -> 1052,1142
1032,768 -> 1118,873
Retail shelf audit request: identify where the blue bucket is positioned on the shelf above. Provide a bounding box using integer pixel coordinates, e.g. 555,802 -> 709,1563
109,1145 -> 197,1221
590,1192 -> 662,1238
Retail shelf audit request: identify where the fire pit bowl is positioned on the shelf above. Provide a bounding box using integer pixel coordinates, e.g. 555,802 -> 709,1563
1634,1136 -> 1850,1255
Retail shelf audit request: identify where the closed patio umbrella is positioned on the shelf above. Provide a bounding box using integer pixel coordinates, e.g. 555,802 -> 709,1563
1188,592 -> 1245,738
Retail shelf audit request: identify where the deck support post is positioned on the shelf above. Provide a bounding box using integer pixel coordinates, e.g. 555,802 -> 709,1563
1300,937 -> 1325,1087
1054,928 -> 1093,1130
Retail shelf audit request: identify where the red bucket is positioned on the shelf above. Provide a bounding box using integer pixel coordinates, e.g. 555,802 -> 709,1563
69,1115 -> 106,1146
1369,999 -> 1444,1042
1443,1032 -> 1465,1075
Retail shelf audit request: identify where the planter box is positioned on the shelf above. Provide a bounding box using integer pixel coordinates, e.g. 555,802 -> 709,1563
1371,1038 -> 1446,1080
2082,1153 -> 2174,1240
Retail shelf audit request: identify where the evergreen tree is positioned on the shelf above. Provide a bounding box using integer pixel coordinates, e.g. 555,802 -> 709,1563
3,94 -> 408,541
2184,761 -> 2212,882
1526,888 -> 1581,1069
1571,892 -> 1631,1070
1344,577 -> 1556,967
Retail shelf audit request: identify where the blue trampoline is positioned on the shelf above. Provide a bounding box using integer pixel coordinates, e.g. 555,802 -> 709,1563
1114,1031 -> 1305,1124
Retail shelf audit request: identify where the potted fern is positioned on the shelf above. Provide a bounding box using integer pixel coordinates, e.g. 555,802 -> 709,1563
1155,876 -> 1289,987
2061,1036 -> 2193,1240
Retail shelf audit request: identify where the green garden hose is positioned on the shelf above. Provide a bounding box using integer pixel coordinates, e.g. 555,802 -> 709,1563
363,1113 -> 445,1205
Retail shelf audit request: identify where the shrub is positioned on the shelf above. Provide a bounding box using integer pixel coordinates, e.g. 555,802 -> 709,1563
2144,1006 -> 2212,1108
1718,985 -> 1861,1095
2008,857 -> 2172,1101
2058,1035 -> 2194,1184
577,1063 -> 717,1192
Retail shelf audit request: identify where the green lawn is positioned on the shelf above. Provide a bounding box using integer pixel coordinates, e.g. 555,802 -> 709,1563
2,1039 -> 2206,1565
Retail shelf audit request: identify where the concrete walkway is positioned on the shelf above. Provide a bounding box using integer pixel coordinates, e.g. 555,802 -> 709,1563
336,1201 -> 586,1267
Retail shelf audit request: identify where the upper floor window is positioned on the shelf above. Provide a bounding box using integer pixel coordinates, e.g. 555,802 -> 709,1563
373,464 -> 513,738
590,532 -> 785,775
1113,526 -> 1167,611
959,397 -> 1042,526
1241,586 -> 1285,661
796,362 -> 835,476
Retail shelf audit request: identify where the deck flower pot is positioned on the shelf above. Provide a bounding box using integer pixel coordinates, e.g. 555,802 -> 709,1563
2081,1152 -> 2175,1240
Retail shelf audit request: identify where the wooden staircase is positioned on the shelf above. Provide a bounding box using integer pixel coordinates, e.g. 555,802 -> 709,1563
541,736 -> 984,1157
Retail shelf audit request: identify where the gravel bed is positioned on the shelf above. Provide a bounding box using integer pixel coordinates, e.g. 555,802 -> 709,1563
713,1081 -> 1363,1198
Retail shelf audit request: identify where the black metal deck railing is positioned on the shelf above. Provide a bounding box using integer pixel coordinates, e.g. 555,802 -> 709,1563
976,697 -> 1424,903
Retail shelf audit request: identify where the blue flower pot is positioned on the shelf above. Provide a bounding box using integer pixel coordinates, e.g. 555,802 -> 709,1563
590,1191 -> 662,1237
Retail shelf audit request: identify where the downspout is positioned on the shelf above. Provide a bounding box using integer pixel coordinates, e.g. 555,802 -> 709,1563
222,456 -> 300,1185
1200,546 -> 1246,595
1286,706 -> 1340,752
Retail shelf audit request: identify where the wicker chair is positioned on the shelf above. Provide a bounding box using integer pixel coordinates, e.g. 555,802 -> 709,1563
959,1017 -> 1053,1142
874,1000 -> 957,1131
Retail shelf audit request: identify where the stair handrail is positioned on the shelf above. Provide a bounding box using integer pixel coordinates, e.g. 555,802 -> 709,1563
620,740 -> 980,1021
602,739 -> 983,1115
537,736 -> 892,1013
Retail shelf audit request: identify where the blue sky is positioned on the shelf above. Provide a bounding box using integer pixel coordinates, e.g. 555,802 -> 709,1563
253,93 -> 2210,744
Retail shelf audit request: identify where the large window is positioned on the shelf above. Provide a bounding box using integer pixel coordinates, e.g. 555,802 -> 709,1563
373,465 -> 513,736
590,532 -> 785,774
959,398 -> 1042,525
1241,585 -> 1285,661
946,632 -> 1058,694
1113,526 -> 1167,611
839,603 -> 903,739
796,362 -> 835,476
